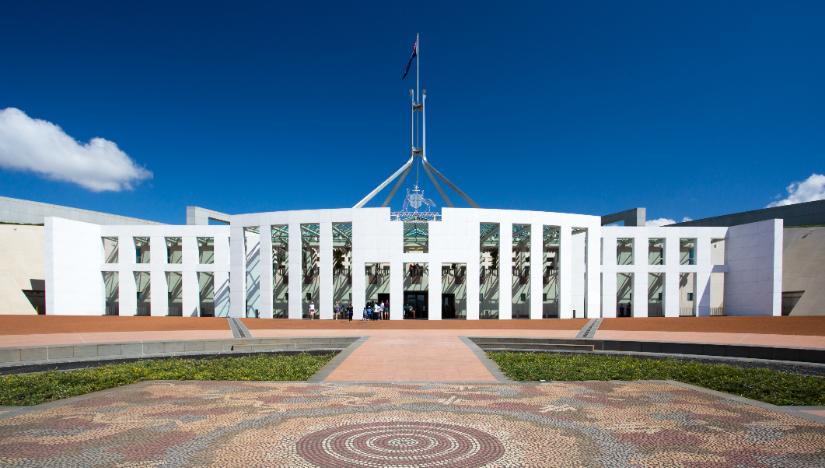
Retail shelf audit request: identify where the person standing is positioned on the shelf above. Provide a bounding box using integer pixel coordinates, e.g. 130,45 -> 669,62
308,302 -> 316,320
334,302 -> 341,320
347,304 -> 353,321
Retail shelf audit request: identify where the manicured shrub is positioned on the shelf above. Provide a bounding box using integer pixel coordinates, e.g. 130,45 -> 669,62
489,352 -> 825,406
0,353 -> 334,406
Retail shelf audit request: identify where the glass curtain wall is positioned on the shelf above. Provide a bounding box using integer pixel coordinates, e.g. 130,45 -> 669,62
616,272 -> 633,317
542,226 -> 560,318
166,271 -> 182,316
648,238 -> 665,265
102,271 -> 119,315
333,223 -> 353,312
403,263 -> 428,319
441,263 -> 467,319
134,271 -> 151,316
199,272 -> 215,317
617,238 -> 633,265
243,228 -> 260,317
366,263 -> 390,318
403,222 -> 428,253
271,225 -> 289,318
134,237 -> 150,263
198,237 -> 215,264
648,273 -> 664,317
512,224 -> 530,319
166,237 -> 182,264
680,239 -> 697,265
479,223 -> 499,319
102,237 -> 118,263
301,223 -> 320,319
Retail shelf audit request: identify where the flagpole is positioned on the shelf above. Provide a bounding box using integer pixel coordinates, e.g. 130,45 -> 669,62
416,33 -> 420,103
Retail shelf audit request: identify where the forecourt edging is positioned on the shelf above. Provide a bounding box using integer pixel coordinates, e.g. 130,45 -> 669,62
0,337 -> 360,372
470,337 -> 825,365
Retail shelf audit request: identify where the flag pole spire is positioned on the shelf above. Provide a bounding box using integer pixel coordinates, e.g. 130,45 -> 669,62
416,33 -> 420,103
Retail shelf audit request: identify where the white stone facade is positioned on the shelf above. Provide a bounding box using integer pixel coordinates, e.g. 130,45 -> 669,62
45,209 -> 783,318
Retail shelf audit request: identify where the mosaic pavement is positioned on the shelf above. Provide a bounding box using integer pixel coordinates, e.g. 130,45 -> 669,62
1,381 -> 824,467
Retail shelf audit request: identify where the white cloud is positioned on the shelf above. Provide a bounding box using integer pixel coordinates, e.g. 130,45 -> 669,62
646,217 -> 676,226
767,173 -> 825,207
0,107 -> 151,191
646,216 -> 692,226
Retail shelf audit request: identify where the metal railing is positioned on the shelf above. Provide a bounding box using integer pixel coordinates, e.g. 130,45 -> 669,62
710,306 -> 725,316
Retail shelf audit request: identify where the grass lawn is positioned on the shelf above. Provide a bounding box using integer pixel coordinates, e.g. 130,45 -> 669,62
489,352 -> 825,406
0,353 -> 335,406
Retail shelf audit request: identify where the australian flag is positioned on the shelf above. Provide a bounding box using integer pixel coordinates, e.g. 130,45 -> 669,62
401,37 -> 418,80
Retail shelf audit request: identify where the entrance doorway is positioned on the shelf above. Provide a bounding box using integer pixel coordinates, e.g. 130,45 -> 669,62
441,294 -> 456,319
404,291 -> 428,319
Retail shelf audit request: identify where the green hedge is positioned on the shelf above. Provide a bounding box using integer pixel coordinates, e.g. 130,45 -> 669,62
489,352 -> 825,406
0,353 -> 334,406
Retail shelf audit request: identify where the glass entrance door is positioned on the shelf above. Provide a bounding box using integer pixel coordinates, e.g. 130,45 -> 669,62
404,291 -> 428,319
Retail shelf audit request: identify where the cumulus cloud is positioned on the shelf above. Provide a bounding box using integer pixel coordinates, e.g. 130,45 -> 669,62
646,217 -> 676,226
0,107 -> 151,191
646,216 -> 691,227
767,173 -> 825,207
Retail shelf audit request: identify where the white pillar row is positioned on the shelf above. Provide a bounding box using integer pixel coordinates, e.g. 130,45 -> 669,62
319,222 -> 333,319
287,223 -> 302,319
498,222 -> 513,319
529,223 -> 543,320
558,225 -> 573,319
228,225 -> 246,318
259,224 -> 274,319
466,220 -> 481,320
664,235 -> 681,317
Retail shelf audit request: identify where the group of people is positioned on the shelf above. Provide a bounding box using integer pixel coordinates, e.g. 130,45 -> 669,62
363,301 -> 389,320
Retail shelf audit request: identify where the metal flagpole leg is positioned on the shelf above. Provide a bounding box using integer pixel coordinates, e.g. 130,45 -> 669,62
424,160 -> 480,208
381,164 -> 412,207
353,157 -> 414,208
422,162 -> 454,207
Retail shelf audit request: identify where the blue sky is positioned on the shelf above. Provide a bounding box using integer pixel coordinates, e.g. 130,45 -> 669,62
0,1 -> 823,224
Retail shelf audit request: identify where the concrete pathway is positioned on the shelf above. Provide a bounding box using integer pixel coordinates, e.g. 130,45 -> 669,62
323,333 -> 499,382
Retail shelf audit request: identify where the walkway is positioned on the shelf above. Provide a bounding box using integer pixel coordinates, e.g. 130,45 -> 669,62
1,380 -> 823,466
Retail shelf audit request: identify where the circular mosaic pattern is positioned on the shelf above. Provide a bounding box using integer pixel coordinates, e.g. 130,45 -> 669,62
296,421 -> 505,467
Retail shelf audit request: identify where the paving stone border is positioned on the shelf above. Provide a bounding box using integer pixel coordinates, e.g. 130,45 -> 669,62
0,337 -> 360,374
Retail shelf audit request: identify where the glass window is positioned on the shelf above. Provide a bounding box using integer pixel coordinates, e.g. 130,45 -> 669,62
134,271 -> 151,316
617,238 -> 633,265
166,271 -> 182,316
648,238 -> 665,265
198,237 -> 215,264
102,237 -> 118,263
512,224 -> 530,319
680,238 -> 696,265
479,223 -> 499,319
134,237 -> 150,263
403,222 -> 428,253
543,226 -> 560,318
166,237 -> 182,264
198,272 -> 215,317
648,273 -> 664,317
271,225 -> 289,318
616,272 -> 633,317
102,271 -> 119,315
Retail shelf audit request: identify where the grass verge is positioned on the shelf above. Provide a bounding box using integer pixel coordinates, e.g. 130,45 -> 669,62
489,352 -> 825,406
0,353 -> 335,406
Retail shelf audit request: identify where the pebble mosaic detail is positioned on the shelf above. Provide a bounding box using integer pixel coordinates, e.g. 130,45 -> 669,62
0,381 -> 824,466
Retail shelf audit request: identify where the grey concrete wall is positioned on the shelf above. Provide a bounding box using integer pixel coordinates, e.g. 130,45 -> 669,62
673,199 -> 825,228
186,206 -> 230,225
783,227 -> 825,316
601,208 -> 646,226
0,196 -> 158,225
724,219 -> 783,316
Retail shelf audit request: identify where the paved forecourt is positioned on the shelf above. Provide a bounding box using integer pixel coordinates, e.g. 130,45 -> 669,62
1,380 -> 824,467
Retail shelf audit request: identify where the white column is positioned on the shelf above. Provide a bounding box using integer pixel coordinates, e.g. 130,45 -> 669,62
558,226 -> 573,318
288,223 -> 302,319
586,227 -> 601,318
632,236 -> 647,317
259,225 -> 273,319
695,236 -> 712,316
390,259 -> 403,320
319,222 -> 333,319
228,226 -> 246,318
149,235 -> 166,316
466,221 -> 480,320
428,262 -> 442,320
119,269 -> 137,317
602,269 -> 617,318
664,235 -> 680,317
499,222 -> 513,319
530,223 -> 543,319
